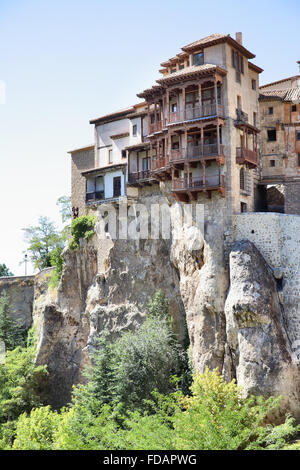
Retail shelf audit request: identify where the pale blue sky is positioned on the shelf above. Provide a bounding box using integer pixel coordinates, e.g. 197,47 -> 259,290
0,0 -> 299,275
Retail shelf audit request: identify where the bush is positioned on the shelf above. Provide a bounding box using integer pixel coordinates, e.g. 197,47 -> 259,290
49,246 -> 64,288
0,328 -> 47,425
86,291 -> 190,414
69,215 -> 96,251
0,293 -> 26,350
12,406 -> 61,450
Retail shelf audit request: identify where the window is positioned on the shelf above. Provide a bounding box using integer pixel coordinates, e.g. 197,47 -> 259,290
252,79 -> 256,90
170,68 -> 176,73
193,52 -> 204,66
253,112 -> 257,127
113,176 -> 121,198
240,168 -> 245,190
296,131 -> 300,141
122,150 -> 126,159
268,107 -> 273,115
241,202 -> 247,213
270,160 -> 275,167
108,149 -> 113,163
298,154 -> 300,166
179,63 -> 184,70
292,105 -> 297,112
237,95 -> 242,110
232,49 -> 244,83
267,129 -> 277,141
171,103 -> 177,113
132,124 -> 137,136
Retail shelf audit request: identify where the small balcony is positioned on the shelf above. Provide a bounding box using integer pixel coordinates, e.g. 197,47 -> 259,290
172,174 -> 225,198
169,143 -> 224,163
235,108 -> 248,125
168,103 -> 224,125
148,121 -> 163,134
236,147 -> 258,167
128,170 -> 153,185
86,191 -> 104,203
152,157 -> 167,170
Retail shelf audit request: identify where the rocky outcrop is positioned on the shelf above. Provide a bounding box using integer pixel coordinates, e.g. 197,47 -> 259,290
30,191 -> 300,418
225,240 -> 300,419
0,275 -> 34,331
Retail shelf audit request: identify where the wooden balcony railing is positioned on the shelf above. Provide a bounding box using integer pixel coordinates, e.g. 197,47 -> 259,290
86,191 -> 104,202
168,103 -> 224,125
152,157 -> 167,170
172,174 -> 225,191
148,121 -> 163,134
128,170 -> 151,184
169,143 -> 224,162
236,147 -> 258,166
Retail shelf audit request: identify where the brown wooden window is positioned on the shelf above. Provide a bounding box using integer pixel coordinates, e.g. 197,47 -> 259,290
241,202 -> 247,213
296,131 -> 300,141
292,105 -> 297,112
232,49 -> 244,83
252,79 -> 256,90
113,176 -> 121,198
132,124 -> 137,136
240,168 -> 245,190
298,154 -> 300,166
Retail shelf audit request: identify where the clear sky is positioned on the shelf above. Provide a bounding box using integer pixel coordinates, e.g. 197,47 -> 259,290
0,0 -> 299,275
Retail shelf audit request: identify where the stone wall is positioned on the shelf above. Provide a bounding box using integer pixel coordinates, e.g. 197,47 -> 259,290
284,181 -> 300,215
70,146 -> 95,216
232,212 -> 300,351
0,275 -> 35,330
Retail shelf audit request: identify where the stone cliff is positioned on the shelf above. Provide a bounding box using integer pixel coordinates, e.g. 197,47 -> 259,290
27,190 -> 300,418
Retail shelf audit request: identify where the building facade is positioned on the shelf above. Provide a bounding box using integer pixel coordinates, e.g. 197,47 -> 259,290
259,64 -> 300,213
70,33 -> 262,218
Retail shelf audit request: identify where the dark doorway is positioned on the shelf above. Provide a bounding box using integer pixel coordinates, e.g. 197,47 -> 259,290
113,176 -> 121,198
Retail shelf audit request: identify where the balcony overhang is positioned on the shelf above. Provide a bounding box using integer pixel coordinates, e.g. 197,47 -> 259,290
82,163 -> 127,177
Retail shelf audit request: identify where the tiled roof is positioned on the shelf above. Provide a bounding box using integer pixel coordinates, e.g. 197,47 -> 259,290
260,75 -> 300,89
90,103 -> 147,125
82,162 -> 127,176
181,33 -> 255,59
259,88 -> 300,102
67,144 -> 94,154
156,64 -> 227,84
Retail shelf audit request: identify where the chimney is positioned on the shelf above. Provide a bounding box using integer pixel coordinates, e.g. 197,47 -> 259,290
235,32 -> 243,45
297,61 -> 300,74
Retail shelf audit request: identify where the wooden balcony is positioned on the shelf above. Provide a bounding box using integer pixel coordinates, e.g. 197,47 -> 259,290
169,143 -> 224,163
152,157 -> 167,170
236,147 -> 258,168
168,103 -> 224,125
172,175 -> 225,199
128,170 -> 153,185
86,191 -> 104,203
149,121 -> 163,134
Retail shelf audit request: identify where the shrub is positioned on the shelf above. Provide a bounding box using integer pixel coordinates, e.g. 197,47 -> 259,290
0,293 -> 26,350
0,328 -> 47,425
86,291 -> 190,414
12,406 -> 61,450
49,246 -> 64,288
69,215 -> 96,251
173,368 -> 281,450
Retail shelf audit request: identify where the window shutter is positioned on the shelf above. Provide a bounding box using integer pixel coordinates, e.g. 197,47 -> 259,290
232,49 -> 235,68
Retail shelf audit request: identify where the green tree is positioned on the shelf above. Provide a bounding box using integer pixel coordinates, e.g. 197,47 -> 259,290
0,329 -> 47,426
56,196 -> 71,225
23,216 -> 64,271
86,291 -> 190,414
0,293 -> 25,350
0,264 -> 13,277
